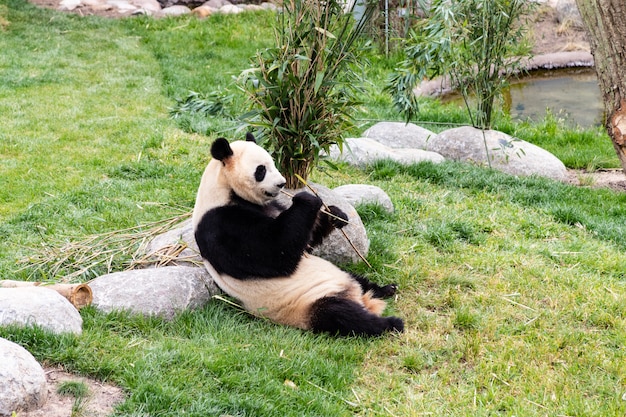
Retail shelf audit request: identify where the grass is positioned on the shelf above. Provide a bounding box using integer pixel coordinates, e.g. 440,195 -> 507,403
1,1 -> 625,416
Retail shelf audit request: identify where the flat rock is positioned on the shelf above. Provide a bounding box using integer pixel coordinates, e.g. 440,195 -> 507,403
0,287 -> 83,335
426,126 -> 568,181
362,121 -> 436,150
89,266 -> 218,320
0,338 -> 47,416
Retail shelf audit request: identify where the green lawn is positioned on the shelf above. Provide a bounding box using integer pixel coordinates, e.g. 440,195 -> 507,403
1,1 -> 625,416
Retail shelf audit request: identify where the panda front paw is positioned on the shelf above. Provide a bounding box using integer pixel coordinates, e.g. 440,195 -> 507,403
327,205 -> 349,229
292,191 -> 322,211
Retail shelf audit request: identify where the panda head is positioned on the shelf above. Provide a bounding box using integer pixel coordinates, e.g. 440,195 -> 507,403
211,133 -> 286,206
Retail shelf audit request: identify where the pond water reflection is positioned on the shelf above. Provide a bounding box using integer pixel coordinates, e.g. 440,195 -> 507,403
504,68 -> 603,127
444,68 -> 604,128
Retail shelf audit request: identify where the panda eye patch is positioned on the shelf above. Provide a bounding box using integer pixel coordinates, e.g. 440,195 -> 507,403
254,165 -> 267,182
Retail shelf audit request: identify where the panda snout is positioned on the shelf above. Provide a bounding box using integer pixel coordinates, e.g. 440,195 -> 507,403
277,181 -> 286,189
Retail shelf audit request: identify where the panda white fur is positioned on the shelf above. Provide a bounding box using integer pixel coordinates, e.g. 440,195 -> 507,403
192,133 -> 404,336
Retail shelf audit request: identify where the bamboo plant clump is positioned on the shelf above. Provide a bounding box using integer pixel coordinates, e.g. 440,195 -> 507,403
387,0 -> 533,130
238,0 -> 376,189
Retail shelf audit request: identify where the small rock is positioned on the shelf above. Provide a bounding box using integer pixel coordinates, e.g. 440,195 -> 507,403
219,4 -> 243,13
106,0 -> 138,12
333,184 -> 394,213
58,0 -> 81,11
159,5 -> 191,15
131,0 -> 161,13
202,0 -> 230,7
191,4 -> 213,17
0,338 -> 48,416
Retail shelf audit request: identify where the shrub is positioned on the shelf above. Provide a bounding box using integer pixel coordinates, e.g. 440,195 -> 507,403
387,0 -> 533,129
237,0 -> 375,188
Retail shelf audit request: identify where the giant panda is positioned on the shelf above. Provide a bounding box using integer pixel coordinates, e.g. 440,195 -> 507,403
192,133 -> 404,337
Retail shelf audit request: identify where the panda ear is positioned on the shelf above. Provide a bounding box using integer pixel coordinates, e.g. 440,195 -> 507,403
245,132 -> 257,143
211,138 -> 234,162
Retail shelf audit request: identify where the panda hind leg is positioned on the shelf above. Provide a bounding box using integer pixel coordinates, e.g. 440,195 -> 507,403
350,273 -> 398,299
309,296 -> 404,337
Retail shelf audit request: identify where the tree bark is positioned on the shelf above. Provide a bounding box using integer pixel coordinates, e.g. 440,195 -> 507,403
575,0 -> 626,175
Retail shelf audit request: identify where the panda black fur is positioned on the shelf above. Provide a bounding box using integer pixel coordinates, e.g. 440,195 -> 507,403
192,133 -> 404,337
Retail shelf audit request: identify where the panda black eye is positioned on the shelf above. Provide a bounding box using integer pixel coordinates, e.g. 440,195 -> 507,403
254,165 -> 267,182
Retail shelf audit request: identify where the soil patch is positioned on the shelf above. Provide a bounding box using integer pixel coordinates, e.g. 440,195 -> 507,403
15,367 -> 124,417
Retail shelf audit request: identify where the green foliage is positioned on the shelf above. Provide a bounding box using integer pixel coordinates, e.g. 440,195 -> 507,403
57,381 -> 90,398
387,0 -> 534,129
237,0 -> 375,188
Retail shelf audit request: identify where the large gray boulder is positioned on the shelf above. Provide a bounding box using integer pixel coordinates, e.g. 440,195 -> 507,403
362,121 -> 436,150
328,137 -> 445,167
0,287 -> 83,335
90,266 -> 217,320
0,338 -> 47,416
426,126 -> 568,181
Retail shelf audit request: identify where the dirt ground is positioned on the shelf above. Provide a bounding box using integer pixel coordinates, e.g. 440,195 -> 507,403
9,2 -> 626,416
15,367 -> 124,417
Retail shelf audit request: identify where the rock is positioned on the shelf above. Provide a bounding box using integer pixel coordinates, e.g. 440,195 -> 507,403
218,4 -> 243,13
202,0 -> 230,7
333,184 -> 394,213
0,287 -> 83,335
327,137 -> 445,167
89,266 -> 218,320
131,0 -> 162,13
555,0 -> 584,30
276,183 -> 370,265
139,219 -> 200,268
58,0 -> 81,10
259,1 -> 278,11
0,338 -> 48,416
362,121 -> 436,150
106,0 -> 138,12
159,4 -> 191,15
191,4 -> 213,17
426,126 -> 568,181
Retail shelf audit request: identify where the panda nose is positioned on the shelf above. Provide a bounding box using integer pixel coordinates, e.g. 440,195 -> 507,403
277,182 -> 286,189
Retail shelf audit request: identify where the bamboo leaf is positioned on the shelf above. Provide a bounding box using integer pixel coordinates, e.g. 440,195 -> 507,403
314,70 -> 325,94
314,26 -> 336,39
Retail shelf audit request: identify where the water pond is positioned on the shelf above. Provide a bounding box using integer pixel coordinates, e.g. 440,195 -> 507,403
445,68 -> 604,128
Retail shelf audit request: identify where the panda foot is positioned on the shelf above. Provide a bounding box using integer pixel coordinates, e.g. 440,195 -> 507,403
386,316 -> 404,333
379,284 -> 398,298
327,205 -> 349,229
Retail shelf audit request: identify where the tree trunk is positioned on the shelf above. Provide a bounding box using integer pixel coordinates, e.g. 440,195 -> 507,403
575,0 -> 626,175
